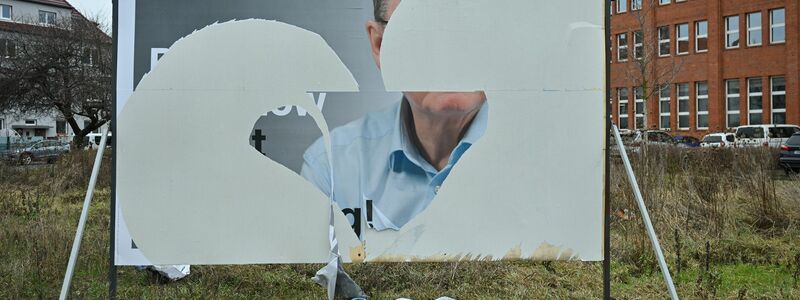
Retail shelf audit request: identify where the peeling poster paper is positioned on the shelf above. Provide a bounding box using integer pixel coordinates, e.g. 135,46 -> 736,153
118,20 -> 361,264
356,0 -> 605,262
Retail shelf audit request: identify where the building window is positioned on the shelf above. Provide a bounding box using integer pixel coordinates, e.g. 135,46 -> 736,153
695,21 -> 708,52
618,88 -> 629,129
677,83 -> 689,129
696,82 -> 709,129
25,119 -> 36,125
675,0 -> 686,2
658,26 -> 670,56
1,4 -> 12,20
770,8 -> 785,44
659,84 -> 671,129
633,31 -> 643,59
748,78 -> 763,125
617,33 -> 628,62
56,121 -> 67,135
0,39 -> 15,58
634,87 -> 644,129
659,0 -> 670,5
0,118 -> 4,130
726,79 -> 741,128
617,0 -> 627,13
82,48 -> 100,66
631,0 -> 642,11
747,12 -> 762,46
676,23 -> 689,55
725,15 -> 740,49
771,76 -> 786,124
38,10 -> 56,25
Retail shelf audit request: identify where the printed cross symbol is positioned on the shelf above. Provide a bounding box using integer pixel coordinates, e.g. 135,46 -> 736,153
251,129 -> 266,154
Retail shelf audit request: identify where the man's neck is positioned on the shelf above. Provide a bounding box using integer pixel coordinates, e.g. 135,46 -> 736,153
403,99 -> 480,171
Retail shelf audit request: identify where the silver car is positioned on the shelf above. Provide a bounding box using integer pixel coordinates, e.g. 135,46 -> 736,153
11,140 -> 71,165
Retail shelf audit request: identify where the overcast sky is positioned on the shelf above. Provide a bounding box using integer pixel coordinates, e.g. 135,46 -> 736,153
67,0 -> 112,31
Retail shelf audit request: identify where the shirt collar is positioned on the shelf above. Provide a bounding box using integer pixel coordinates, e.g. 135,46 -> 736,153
389,98 -> 489,173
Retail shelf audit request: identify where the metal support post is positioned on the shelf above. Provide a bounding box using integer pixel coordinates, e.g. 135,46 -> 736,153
612,125 -> 679,300
59,126 -> 110,300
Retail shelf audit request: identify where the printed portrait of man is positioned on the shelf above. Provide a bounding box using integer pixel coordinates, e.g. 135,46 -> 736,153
301,0 -> 488,233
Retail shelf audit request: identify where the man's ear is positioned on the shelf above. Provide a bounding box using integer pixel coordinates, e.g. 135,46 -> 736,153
365,21 -> 384,70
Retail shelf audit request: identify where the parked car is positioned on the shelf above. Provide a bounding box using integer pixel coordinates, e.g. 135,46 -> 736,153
632,130 -> 674,146
673,135 -> 701,148
10,140 -> 70,165
779,133 -> 800,174
700,133 -> 735,148
735,124 -> 800,148
85,131 -> 113,149
617,130 -> 675,154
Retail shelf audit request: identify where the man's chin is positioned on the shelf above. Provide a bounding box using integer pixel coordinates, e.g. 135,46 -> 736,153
430,93 -> 485,111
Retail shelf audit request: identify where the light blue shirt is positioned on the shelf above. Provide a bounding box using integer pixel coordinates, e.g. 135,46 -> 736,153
301,99 -> 488,235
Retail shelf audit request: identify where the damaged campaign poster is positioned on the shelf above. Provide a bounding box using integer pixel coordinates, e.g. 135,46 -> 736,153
115,0 -> 605,266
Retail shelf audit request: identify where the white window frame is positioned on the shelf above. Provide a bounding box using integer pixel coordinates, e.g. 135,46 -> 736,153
617,0 -> 628,13
771,76 -> 786,124
631,0 -> 642,11
38,10 -> 56,25
696,82 -> 709,130
677,83 -> 690,130
725,15 -> 740,49
695,20 -> 708,53
746,12 -> 762,47
770,8 -> 785,44
0,4 -> 12,20
617,33 -> 628,62
747,77 -> 763,125
618,88 -> 629,129
676,23 -> 689,55
633,31 -> 643,60
0,39 -> 15,58
726,79 -> 741,129
634,87 -> 644,129
659,85 -> 671,130
675,0 -> 686,2
658,26 -> 670,57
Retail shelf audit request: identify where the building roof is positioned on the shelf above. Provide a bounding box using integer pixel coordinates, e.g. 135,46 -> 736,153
17,0 -> 75,9
0,0 -> 109,41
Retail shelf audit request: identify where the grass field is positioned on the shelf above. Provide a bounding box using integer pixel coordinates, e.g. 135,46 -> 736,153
1,147 -> 799,299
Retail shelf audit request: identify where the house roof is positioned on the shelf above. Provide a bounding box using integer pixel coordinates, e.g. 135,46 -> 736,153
0,0 -> 109,41
17,0 -> 74,9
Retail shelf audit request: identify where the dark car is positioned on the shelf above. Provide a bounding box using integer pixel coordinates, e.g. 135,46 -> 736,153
11,140 -> 71,165
673,135 -> 701,148
779,133 -> 800,174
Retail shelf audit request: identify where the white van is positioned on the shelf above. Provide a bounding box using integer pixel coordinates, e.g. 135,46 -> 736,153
85,131 -> 113,149
734,124 -> 800,148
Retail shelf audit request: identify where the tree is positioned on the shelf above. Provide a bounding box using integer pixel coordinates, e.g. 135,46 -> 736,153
0,14 -> 112,148
618,0 -> 684,142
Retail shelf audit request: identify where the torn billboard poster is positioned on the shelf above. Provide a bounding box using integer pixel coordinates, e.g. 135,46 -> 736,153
115,0 -> 605,265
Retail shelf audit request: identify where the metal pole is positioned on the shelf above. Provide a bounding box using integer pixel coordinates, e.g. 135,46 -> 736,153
59,126 -> 110,300
612,125 -> 679,300
603,0 -> 612,298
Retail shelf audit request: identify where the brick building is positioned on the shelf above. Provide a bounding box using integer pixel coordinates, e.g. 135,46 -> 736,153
610,0 -> 798,137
